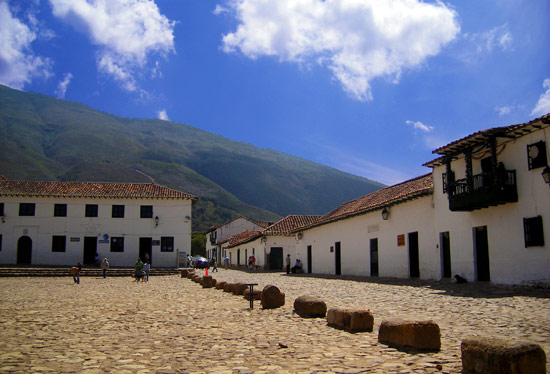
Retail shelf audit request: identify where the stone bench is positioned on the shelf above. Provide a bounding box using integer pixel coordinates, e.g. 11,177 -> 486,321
378,320 -> 441,351
243,288 -> 262,300
461,337 -> 546,374
260,285 -> 285,309
293,296 -> 327,318
327,308 -> 374,332
201,275 -> 216,288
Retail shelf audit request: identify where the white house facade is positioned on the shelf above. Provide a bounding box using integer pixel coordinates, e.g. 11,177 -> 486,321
294,114 -> 550,285
0,178 -> 197,268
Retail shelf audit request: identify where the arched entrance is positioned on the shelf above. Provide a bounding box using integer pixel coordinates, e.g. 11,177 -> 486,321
17,236 -> 32,264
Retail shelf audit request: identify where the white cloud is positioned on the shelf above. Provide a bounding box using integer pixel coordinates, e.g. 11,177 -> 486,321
405,120 -> 433,133
55,72 -> 73,98
50,0 -> 175,91
467,24 -> 513,54
220,0 -> 459,101
157,109 -> 169,121
213,4 -> 229,15
531,78 -> 550,117
0,1 -> 52,89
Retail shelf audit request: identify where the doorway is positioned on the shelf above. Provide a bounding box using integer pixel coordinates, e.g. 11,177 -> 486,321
408,232 -> 420,277
269,247 -> 283,271
139,237 -> 152,265
307,245 -> 312,274
83,237 -> 97,265
370,238 -> 379,277
440,232 -> 451,278
474,226 -> 490,281
17,236 -> 32,264
334,242 -> 341,275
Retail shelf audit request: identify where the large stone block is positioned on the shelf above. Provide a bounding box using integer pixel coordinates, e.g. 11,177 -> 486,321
378,320 -> 441,351
186,271 -> 195,279
215,281 -> 227,290
260,285 -> 285,309
293,296 -> 327,318
327,308 -> 374,332
201,275 -> 216,288
223,283 -> 233,292
180,269 -> 191,278
461,337 -> 546,374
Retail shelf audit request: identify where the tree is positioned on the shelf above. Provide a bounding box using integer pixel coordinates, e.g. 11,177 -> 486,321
191,233 -> 206,257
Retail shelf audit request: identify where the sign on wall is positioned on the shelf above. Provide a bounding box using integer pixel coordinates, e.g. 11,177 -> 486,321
397,234 -> 405,246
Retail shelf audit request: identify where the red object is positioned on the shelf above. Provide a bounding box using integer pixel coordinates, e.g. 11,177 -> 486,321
205,268 -> 208,276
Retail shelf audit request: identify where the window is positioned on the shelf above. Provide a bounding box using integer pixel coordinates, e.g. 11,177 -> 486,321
442,171 -> 454,194
110,237 -> 124,252
140,205 -> 153,218
85,204 -> 98,217
52,236 -> 66,252
161,236 -> 174,252
54,204 -> 67,217
19,203 -> 35,216
0,234 -> 2,251
112,205 -> 125,218
524,216 -> 544,247
0,202 -> 4,216
527,141 -> 548,170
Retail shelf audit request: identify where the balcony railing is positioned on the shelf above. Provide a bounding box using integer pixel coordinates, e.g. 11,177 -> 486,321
448,170 -> 517,211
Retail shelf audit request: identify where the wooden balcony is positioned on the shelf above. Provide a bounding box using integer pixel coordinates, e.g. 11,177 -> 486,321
448,170 -> 518,211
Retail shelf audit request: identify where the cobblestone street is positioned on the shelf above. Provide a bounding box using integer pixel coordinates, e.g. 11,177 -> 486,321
1,269 -> 549,373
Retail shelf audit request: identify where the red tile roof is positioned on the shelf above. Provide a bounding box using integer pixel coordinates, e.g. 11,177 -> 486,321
226,230 -> 262,247
263,215 -> 320,236
0,177 -> 198,200
298,174 -> 433,231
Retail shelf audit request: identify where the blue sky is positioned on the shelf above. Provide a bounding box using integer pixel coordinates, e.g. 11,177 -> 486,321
1,0 -> 549,185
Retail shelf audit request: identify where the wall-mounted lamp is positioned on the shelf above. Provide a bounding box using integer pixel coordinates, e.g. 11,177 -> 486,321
154,216 -> 159,227
542,165 -> 550,184
381,207 -> 390,221
260,236 -> 267,243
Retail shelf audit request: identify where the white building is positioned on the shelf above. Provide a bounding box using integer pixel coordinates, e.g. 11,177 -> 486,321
205,216 -> 269,262
294,114 -> 550,285
224,215 -> 320,269
0,177 -> 197,267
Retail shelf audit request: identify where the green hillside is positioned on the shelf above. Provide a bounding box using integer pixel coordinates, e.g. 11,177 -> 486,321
0,85 -> 385,231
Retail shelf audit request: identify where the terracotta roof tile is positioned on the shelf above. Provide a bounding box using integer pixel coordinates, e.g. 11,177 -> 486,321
0,178 -> 198,200
226,230 -> 262,247
300,174 -> 433,230
263,215 -> 321,236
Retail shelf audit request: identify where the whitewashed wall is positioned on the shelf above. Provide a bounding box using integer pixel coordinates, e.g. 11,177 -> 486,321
297,196 -> 437,279
0,197 -> 193,267
432,126 -> 550,284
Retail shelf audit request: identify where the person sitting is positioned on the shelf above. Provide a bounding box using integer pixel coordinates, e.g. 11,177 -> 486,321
291,259 -> 303,274
134,258 -> 145,282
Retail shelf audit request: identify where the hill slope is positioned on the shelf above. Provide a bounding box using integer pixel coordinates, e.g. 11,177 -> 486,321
0,85 -> 385,231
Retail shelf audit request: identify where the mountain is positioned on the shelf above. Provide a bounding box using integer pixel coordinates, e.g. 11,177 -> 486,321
0,85 -> 385,231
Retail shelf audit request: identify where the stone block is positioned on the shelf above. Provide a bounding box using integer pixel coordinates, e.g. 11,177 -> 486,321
186,271 -> 195,279
261,285 -> 285,309
293,296 -> 327,318
180,269 -> 191,278
461,337 -> 546,374
243,288 -> 262,300
231,283 -> 248,295
378,320 -> 441,351
201,275 -> 216,288
223,283 -> 233,292
327,308 -> 374,332
215,281 -> 227,290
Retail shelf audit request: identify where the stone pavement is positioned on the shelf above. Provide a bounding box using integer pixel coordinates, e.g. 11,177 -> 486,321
0,269 -> 548,373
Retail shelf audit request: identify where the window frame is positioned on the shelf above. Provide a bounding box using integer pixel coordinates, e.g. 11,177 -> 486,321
140,205 -> 153,218
161,236 -> 174,252
524,216 -> 545,247
85,204 -> 98,217
110,237 -> 124,252
19,203 -> 36,216
51,235 -> 66,252
112,205 -> 125,218
54,204 -> 67,217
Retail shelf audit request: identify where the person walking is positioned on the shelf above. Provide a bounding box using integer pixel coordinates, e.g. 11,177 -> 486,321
100,258 -> 109,279
211,258 -> 218,272
224,256 -> 229,269
286,254 -> 291,274
143,261 -> 150,282
71,262 -> 82,284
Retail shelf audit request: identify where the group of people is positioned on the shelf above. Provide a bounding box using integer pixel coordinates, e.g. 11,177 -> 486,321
71,253 -> 152,283
134,257 -> 151,282
286,254 -> 303,274
247,255 -> 256,270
